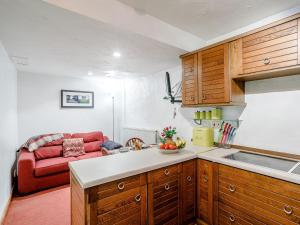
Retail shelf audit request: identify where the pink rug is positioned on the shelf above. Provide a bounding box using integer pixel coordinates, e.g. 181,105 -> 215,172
4,185 -> 70,225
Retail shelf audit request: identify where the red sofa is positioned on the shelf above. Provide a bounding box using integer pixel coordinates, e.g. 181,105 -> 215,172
18,131 -> 108,194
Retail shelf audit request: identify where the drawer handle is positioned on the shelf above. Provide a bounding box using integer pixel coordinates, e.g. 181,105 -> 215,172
283,205 -> 293,215
187,176 -> 192,182
135,194 -> 141,202
165,183 -> 170,191
203,175 -> 208,183
117,182 -> 125,190
229,214 -> 236,222
229,184 -> 236,193
202,94 -> 206,100
263,57 -> 270,65
164,169 -> 170,176
189,96 -> 194,100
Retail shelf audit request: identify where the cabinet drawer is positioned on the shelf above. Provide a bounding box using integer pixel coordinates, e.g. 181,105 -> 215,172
242,19 -> 299,74
219,203 -> 265,225
148,164 -> 181,186
97,186 -> 147,225
219,165 -> 300,225
95,174 -> 146,199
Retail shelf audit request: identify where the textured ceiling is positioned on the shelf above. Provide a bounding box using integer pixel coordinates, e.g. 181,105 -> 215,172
119,0 -> 300,40
0,0 -> 185,77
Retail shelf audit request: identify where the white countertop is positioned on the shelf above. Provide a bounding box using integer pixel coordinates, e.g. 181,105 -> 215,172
69,147 -> 196,189
69,146 -> 300,189
197,148 -> 300,185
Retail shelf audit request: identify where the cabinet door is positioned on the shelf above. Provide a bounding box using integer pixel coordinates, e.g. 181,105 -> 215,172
182,160 -> 196,224
96,186 -> 147,225
201,44 -> 230,104
182,53 -> 199,105
197,159 -> 214,224
242,19 -> 299,74
148,165 -> 182,225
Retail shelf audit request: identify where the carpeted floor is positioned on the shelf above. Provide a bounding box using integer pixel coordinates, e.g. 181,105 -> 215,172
3,185 -> 70,225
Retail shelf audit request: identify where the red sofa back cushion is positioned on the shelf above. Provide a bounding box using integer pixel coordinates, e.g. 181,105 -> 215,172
72,131 -> 103,143
34,145 -> 63,160
43,133 -> 72,147
84,141 -> 102,153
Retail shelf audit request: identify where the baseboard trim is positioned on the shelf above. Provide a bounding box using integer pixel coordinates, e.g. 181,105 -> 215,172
0,185 -> 14,225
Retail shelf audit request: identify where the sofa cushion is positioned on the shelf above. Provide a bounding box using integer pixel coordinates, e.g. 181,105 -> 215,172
72,131 -> 103,143
35,157 -> 77,177
43,133 -> 72,147
101,140 -> 122,150
84,141 -> 102,153
34,145 -> 63,160
63,138 -> 85,157
76,151 -> 102,160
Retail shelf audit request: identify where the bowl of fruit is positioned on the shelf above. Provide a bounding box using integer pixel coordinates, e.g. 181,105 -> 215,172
159,126 -> 186,154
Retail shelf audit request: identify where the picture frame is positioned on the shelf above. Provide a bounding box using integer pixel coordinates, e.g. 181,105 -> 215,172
61,90 -> 94,108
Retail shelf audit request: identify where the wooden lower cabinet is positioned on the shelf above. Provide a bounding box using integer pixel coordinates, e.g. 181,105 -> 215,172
182,160 -> 197,224
71,173 -> 147,225
216,164 -> 300,225
147,163 -> 182,225
197,160 -> 214,225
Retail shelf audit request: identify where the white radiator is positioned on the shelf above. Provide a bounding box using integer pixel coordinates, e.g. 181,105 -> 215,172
122,127 -> 158,145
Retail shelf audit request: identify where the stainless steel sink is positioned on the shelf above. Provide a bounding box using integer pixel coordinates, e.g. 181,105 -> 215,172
224,151 -> 298,172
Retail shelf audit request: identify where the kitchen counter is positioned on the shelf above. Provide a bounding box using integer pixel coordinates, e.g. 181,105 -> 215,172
69,146 -> 300,189
69,147 -> 196,188
197,147 -> 300,185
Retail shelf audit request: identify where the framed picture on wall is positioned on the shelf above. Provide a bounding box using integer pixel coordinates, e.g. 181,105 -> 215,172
61,90 -> 94,108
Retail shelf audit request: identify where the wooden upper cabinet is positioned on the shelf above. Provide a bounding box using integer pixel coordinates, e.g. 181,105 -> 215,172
231,18 -> 300,79
182,53 -> 198,105
200,44 -> 230,104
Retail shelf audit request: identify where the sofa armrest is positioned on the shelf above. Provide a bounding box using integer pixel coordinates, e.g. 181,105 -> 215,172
103,136 -> 109,142
18,149 -> 36,193
18,149 -> 35,171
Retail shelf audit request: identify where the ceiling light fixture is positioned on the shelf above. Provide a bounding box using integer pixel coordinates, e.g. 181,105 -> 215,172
88,71 -> 94,76
113,52 -> 121,58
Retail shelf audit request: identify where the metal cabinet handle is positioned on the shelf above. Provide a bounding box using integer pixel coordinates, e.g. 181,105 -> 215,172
164,169 -> 170,176
229,214 -> 236,222
117,182 -> 125,190
165,183 -> 170,191
203,175 -> 208,183
135,194 -> 141,202
283,205 -> 293,215
187,176 -> 192,182
229,184 -> 236,193
263,57 -> 270,65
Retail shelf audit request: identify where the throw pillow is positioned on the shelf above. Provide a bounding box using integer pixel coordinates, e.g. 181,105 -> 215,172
101,140 -> 122,150
63,138 -> 85,157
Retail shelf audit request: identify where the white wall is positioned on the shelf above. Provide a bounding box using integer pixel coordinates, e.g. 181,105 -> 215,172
18,72 -> 123,145
0,42 -> 18,221
124,66 -> 300,155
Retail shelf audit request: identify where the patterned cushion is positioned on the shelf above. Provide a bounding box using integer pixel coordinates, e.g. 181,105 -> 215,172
63,138 -> 85,157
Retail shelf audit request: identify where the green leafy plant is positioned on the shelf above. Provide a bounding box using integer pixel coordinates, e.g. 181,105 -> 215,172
160,126 -> 176,144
